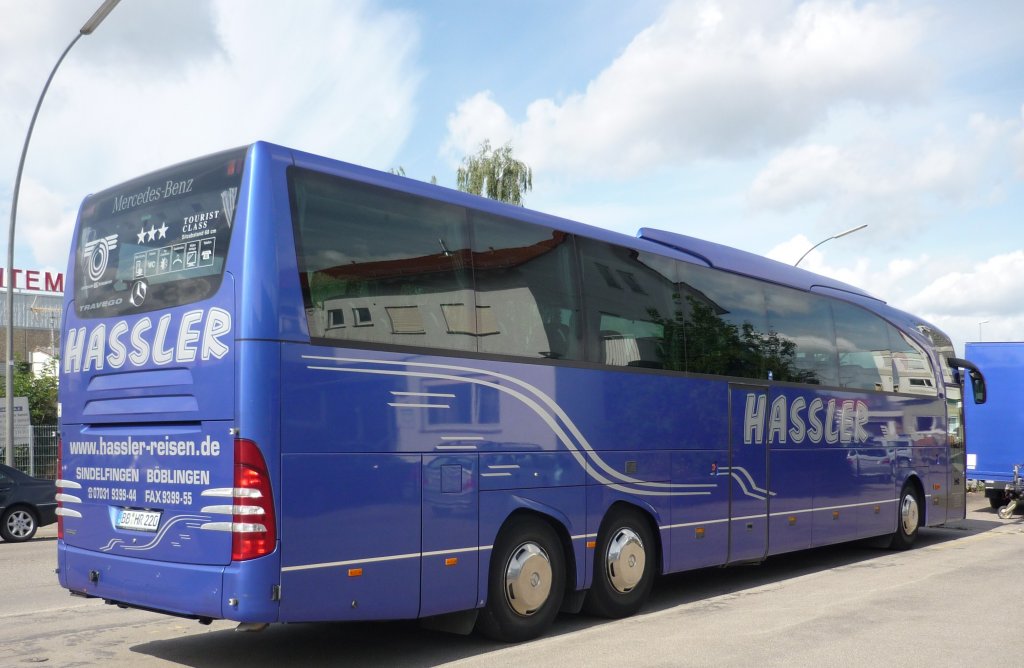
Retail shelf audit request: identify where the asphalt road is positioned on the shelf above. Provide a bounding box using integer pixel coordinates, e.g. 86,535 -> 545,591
3,493 -> 1023,667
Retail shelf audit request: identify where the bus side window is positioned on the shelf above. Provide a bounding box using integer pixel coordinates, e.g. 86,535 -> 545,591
833,301 -> 893,392
764,284 -> 839,386
290,170 -> 475,352
674,262 -> 768,381
889,326 -> 937,396
577,238 -> 673,369
471,212 -> 583,361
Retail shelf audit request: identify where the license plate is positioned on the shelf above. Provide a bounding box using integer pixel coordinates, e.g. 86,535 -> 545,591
116,509 -> 162,532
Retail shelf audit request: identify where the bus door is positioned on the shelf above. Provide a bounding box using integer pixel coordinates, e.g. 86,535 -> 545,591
727,385 -> 771,564
420,454 -> 478,617
946,385 -> 966,519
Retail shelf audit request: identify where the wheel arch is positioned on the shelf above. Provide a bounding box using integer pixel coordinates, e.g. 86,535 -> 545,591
597,500 -> 664,577
900,474 -> 926,528
491,506 -> 578,597
475,506 -> 576,640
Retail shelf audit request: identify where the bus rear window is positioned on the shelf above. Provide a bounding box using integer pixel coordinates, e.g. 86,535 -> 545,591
73,147 -> 247,318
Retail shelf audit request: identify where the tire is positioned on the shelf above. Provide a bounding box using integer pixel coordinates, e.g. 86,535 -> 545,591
1,506 -> 38,543
583,508 -> 656,619
476,516 -> 565,643
989,494 -> 1005,510
997,504 -> 1015,520
888,484 -> 920,550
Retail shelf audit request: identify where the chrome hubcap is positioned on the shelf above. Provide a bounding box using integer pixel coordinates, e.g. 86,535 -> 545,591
605,528 -> 646,594
504,541 -> 552,616
900,494 -> 919,536
7,510 -> 33,538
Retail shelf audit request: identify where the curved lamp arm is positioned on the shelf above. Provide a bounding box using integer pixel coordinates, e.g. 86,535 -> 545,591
5,0 -> 121,467
794,224 -> 867,267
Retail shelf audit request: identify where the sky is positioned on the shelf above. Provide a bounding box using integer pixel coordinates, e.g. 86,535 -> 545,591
2,0 -> 1023,355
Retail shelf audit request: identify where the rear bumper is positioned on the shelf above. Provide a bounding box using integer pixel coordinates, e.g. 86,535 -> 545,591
58,541 -> 282,622
59,542 -> 226,620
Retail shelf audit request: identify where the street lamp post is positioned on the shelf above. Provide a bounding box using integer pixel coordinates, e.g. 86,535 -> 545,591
5,0 -> 121,467
794,224 -> 868,268
978,320 -> 989,342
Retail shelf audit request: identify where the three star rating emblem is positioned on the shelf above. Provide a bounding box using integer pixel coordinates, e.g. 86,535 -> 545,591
137,222 -> 169,244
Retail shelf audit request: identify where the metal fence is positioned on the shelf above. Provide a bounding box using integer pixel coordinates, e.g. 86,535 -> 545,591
0,425 -> 59,479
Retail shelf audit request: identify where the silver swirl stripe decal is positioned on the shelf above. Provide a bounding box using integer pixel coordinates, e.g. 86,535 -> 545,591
303,355 -> 717,498
99,514 -> 211,553
715,466 -> 776,501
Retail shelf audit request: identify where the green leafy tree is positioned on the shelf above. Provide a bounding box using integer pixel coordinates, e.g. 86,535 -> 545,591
456,140 -> 533,205
389,166 -> 437,184
0,359 -> 59,425
648,295 -> 818,383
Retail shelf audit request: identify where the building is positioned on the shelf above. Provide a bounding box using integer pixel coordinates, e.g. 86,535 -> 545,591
0,268 -> 64,372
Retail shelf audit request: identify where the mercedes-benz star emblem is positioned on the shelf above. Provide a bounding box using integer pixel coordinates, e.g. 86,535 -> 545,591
130,280 -> 148,307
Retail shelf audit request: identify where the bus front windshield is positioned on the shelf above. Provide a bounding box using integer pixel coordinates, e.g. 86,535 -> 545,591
73,147 -> 246,319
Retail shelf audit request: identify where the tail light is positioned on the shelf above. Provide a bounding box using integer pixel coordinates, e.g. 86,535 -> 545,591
54,436 -> 83,535
231,438 -> 277,561
199,437 -> 277,560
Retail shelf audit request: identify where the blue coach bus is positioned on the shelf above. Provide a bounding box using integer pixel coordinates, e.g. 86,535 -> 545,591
56,142 -> 986,641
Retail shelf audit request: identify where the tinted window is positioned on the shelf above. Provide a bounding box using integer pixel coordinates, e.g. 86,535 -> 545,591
287,168 -> 936,394
472,213 -> 582,360
74,147 -> 246,318
833,301 -> 894,392
675,262 -> 768,380
889,327 -> 937,396
917,323 -> 956,384
765,285 -> 839,385
578,238 -> 676,368
291,169 -> 474,352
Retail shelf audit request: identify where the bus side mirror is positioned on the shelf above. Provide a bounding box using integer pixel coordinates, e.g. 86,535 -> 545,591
967,370 -> 986,404
948,357 -> 986,404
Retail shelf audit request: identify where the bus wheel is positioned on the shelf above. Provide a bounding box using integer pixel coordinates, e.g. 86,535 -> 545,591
476,517 -> 565,643
583,508 -> 655,618
888,484 -> 920,551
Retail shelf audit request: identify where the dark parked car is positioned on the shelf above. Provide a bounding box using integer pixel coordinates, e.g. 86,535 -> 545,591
0,463 -> 57,542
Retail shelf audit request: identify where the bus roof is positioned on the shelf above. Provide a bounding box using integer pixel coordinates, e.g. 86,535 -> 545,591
637,227 -> 880,303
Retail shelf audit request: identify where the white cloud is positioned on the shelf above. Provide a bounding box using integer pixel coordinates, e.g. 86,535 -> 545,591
765,234 -> 876,294
765,234 -> 815,266
0,1 -> 221,76
442,92 -> 517,161
15,178 -> 75,271
764,237 -> 1023,352
1015,104 -> 1024,179
748,112 -> 1016,213
905,250 -> 1024,317
443,0 -> 928,176
2,0 -> 422,270
923,313 -> 1024,351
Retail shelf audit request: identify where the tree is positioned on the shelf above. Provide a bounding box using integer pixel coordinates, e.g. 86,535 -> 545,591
648,295 -> 819,384
456,140 -> 533,206
0,359 -> 58,425
389,166 -> 437,184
